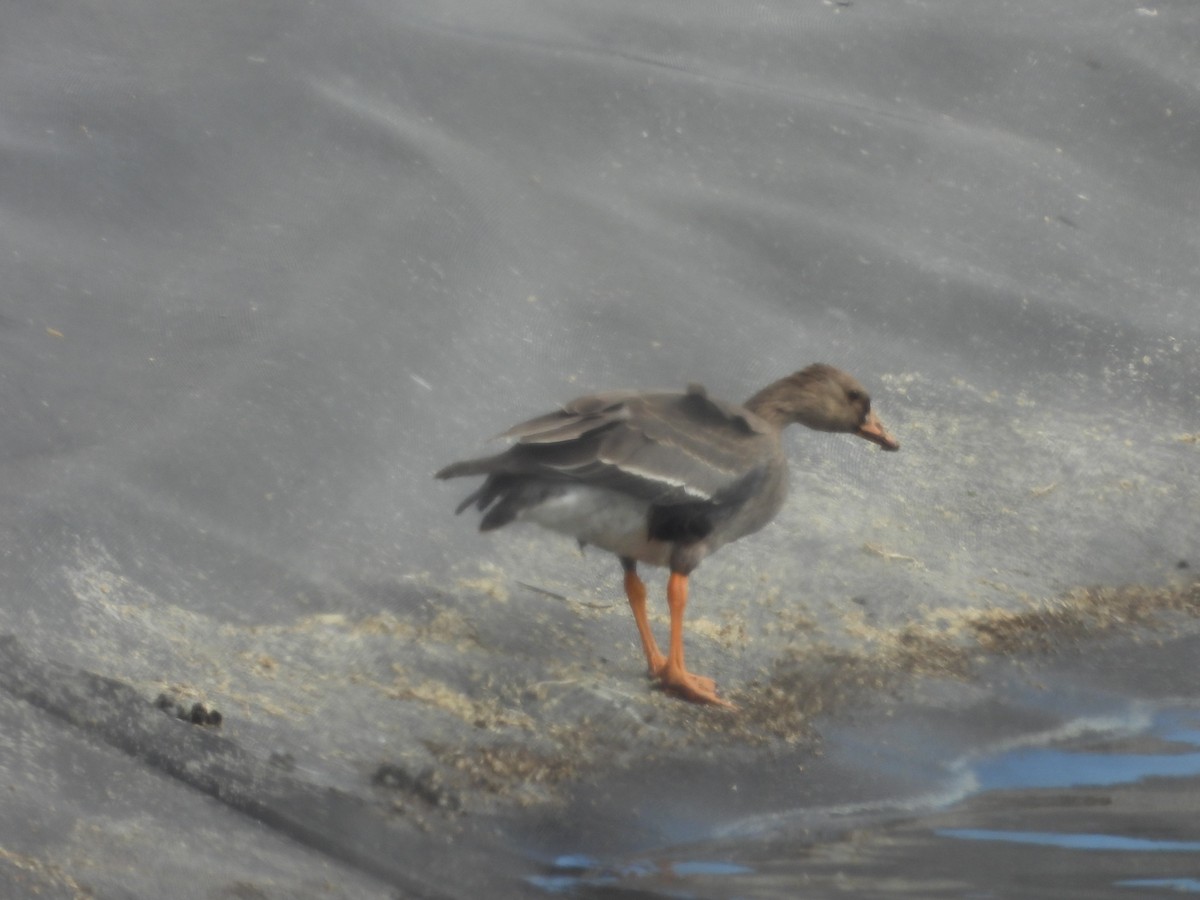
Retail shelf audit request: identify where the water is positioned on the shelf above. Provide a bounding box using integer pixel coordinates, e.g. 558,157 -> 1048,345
529,703 -> 1200,898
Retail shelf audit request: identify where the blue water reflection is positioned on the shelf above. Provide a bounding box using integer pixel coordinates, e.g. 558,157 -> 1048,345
975,746 -> 1200,791
1116,879 -> 1200,893
529,705 -> 1200,896
973,709 -> 1200,791
938,828 -> 1200,852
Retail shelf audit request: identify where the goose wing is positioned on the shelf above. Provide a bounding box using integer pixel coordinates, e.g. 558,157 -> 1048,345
497,383 -> 778,505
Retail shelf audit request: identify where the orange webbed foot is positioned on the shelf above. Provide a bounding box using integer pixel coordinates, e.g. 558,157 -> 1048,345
650,570 -> 738,709
655,661 -> 736,709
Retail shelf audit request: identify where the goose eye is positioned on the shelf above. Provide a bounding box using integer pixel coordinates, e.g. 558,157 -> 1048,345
846,389 -> 863,402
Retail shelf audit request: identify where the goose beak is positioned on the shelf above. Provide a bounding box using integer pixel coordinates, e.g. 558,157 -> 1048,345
855,411 -> 900,451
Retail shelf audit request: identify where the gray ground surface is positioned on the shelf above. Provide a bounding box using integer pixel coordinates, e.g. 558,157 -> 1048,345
1,0 -> 1197,897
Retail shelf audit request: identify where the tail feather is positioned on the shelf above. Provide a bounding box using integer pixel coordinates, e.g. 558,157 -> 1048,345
434,454 -> 504,480
438,440 -> 573,532
437,453 -> 515,524
453,485 -> 487,515
439,464 -> 565,532
440,462 -> 516,524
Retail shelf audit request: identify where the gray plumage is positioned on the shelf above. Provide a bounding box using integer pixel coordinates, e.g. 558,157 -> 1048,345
436,364 -> 898,572
436,364 -> 899,705
436,384 -> 784,560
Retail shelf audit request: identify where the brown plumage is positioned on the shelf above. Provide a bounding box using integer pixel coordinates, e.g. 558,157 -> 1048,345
436,363 -> 899,707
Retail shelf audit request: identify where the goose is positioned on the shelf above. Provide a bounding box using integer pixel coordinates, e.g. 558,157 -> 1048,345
436,363 -> 899,707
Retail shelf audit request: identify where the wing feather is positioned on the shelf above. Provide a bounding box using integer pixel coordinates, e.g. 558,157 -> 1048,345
480,384 -> 777,504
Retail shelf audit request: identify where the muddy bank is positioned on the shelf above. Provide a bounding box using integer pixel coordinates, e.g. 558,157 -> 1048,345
2,576 -> 1196,898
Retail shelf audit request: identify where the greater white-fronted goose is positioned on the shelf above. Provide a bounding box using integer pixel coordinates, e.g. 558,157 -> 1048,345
436,363 -> 899,708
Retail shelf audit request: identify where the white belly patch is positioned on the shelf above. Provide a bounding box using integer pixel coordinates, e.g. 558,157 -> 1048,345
520,486 -> 671,566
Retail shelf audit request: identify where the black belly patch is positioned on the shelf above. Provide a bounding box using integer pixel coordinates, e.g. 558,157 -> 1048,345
646,501 -> 715,544
644,466 -> 768,545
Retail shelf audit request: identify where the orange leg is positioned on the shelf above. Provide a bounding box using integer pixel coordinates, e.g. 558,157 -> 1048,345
655,572 -> 735,708
623,566 -> 666,675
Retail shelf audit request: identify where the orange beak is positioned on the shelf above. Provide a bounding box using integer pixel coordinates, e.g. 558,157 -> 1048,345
855,411 -> 900,451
